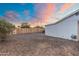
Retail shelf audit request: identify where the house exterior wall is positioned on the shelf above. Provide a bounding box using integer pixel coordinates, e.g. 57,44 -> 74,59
45,14 -> 79,41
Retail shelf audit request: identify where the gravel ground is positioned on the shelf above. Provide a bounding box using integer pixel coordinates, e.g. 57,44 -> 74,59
0,33 -> 79,56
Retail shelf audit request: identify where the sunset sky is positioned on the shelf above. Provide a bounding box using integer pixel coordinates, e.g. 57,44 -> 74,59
0,3 -> 79,27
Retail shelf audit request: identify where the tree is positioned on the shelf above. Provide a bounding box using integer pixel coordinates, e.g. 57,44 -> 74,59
21,23 -> 30,28
34,26 -> 45,29
0,19 -> 15,42
34,26 -> 45,33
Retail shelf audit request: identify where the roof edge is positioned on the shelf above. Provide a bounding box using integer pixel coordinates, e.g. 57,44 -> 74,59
45,9 -> 79,26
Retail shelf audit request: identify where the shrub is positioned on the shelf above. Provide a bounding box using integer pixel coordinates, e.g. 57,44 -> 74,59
0,19 -> 15,42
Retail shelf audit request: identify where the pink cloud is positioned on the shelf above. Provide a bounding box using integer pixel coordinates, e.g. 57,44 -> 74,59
4,11 -> 21,23
30,3 -> 56,26
23,10 -> 30,16
59,3 -> 74,13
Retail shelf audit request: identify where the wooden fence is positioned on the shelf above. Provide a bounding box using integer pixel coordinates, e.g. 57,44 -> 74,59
12,28 -> 44,34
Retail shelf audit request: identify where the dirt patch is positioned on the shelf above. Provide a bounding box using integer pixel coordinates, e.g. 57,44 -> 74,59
0,33 -> 79,56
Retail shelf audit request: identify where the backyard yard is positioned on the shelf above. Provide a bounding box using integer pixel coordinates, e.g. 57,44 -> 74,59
0,33 -> 79,56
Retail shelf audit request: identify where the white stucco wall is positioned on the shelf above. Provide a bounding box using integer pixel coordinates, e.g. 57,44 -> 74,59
45,14 -> 79,40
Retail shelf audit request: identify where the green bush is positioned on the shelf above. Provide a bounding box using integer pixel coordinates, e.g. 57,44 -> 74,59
21,23 -> 30,28
0,19 -> 15,42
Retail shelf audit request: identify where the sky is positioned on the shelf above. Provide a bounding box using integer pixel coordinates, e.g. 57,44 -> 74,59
0,3 -> 79,27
